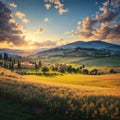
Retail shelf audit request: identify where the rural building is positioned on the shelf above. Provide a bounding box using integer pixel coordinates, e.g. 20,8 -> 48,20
55,63 -> 67,69
14,61 -> 35,69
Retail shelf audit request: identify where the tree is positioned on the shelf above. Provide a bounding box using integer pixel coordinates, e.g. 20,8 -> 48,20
90,69 -> 98,75
13,58 -> 16,64
35,61 -> 38,69
67,65 -> 72,73
18,60 -> 21,69
82,69 -> 89,74
9,57 -> 12,62
42,67 -> 49,73
4,53 -> 8,60
82,64 -> 85,68
0,53 -> 2,59
80,66 -> 83,70
3,62 -> 7,68
0,62 -> 3,66
52,67 -> 58,71
38,61 -> 42,68
72,68 -> 78,73
59,68 -> 65,73
9,62 -> 14,70
11,62 -> 14,69
110,69 -> 116,74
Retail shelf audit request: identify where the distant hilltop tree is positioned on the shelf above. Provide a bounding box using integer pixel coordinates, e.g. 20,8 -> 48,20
9,62 -> 14,70
4,53 -> 8,60
0,53 -> 2,59
17,60 -> 21,69
42,67 -> 49,73
13,58 -> 16,64
90,69 -> 98,75
82,69 -> 89,74
110,69 -> 116,74
38,61 -> 42,68
9,57 -> 12,62
35,61 -> 38,69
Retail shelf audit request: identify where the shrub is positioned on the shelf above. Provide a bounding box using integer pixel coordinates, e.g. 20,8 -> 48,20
90,69 -> 98,75
0,72 -> 4,75
59,69 -> 65,73
82,69 -> 89,74
110,69 -> 117,74
42,67 -> 49,73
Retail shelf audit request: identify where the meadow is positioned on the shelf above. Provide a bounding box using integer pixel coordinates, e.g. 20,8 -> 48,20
0,67 -> 120,120
38,55 -> 120,67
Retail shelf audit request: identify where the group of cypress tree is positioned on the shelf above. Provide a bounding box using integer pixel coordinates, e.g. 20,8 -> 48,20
0,53 -> 18,70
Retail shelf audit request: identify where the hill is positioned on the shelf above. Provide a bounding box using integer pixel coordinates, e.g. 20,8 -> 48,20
30,41 -> 120,66
59,40 -> 120,55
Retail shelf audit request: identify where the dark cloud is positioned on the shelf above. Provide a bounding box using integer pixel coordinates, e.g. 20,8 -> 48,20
98,7 -> 118,23
111,0 -> 120,8
103,0 -> 120,8
74,1 -> 120,44
0,1 -> 28,46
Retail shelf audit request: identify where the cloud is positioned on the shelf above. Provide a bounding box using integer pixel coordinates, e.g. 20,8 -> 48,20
64,30 -> 75,35
45,3 -> 51,10
95,2 -> 98,5
44,18 -> 49,22
9,2 -> 17,8
74,2 -> 120,43
111,0 -> 120,8
57,38 -> 66,46
38,28 -> 44,33
33,38 -> 68,48
64,31 -> 71,35
33,40 -> 57,48
0,1 -> 28,46
103,0 -> 109,6
102,0 -> 120,8
44,0 -> 68,14
15,11 -> 29,23
98,7 -> 118,23
58,7 -> 68,14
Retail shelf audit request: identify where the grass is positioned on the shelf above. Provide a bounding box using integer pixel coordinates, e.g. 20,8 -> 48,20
40,56 -> 120,67
0,78 -> 120,120
0,97 -> 57,120
1,67 -> 120,88
23,73 -> 120,88
0,67 -> 120,120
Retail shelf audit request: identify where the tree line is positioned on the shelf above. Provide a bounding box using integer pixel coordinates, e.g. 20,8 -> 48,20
0,53 -> 117,75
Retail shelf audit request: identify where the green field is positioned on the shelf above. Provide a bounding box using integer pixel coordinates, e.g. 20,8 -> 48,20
39,56 -> 120,67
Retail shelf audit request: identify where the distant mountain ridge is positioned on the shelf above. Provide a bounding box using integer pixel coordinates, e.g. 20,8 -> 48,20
0,48 -> 47,56
59,40 -> 119,49
29,40 -> 120,67
0,41 -> 120,57
58,40 -> 120,55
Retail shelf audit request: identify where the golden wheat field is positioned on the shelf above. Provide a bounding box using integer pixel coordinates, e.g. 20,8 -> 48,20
0,67 -> 120,120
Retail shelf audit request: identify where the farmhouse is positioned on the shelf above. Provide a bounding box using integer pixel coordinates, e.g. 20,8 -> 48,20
55,63 -> 67,69
14,61 -> 35,69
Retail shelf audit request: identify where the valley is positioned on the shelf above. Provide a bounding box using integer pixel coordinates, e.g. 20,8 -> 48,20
0,40 -> 120,120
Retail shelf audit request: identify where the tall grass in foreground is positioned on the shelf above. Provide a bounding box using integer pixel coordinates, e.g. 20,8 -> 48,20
0,79 -> 120,120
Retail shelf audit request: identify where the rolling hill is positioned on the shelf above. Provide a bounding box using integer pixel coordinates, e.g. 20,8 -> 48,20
30,40 -> 120,66
59,40 -> 120,54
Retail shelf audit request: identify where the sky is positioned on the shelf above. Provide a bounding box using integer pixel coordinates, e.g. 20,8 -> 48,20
0,0 -> 120,50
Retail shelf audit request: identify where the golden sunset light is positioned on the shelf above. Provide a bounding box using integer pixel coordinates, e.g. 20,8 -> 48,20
0,0 -> 120,120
